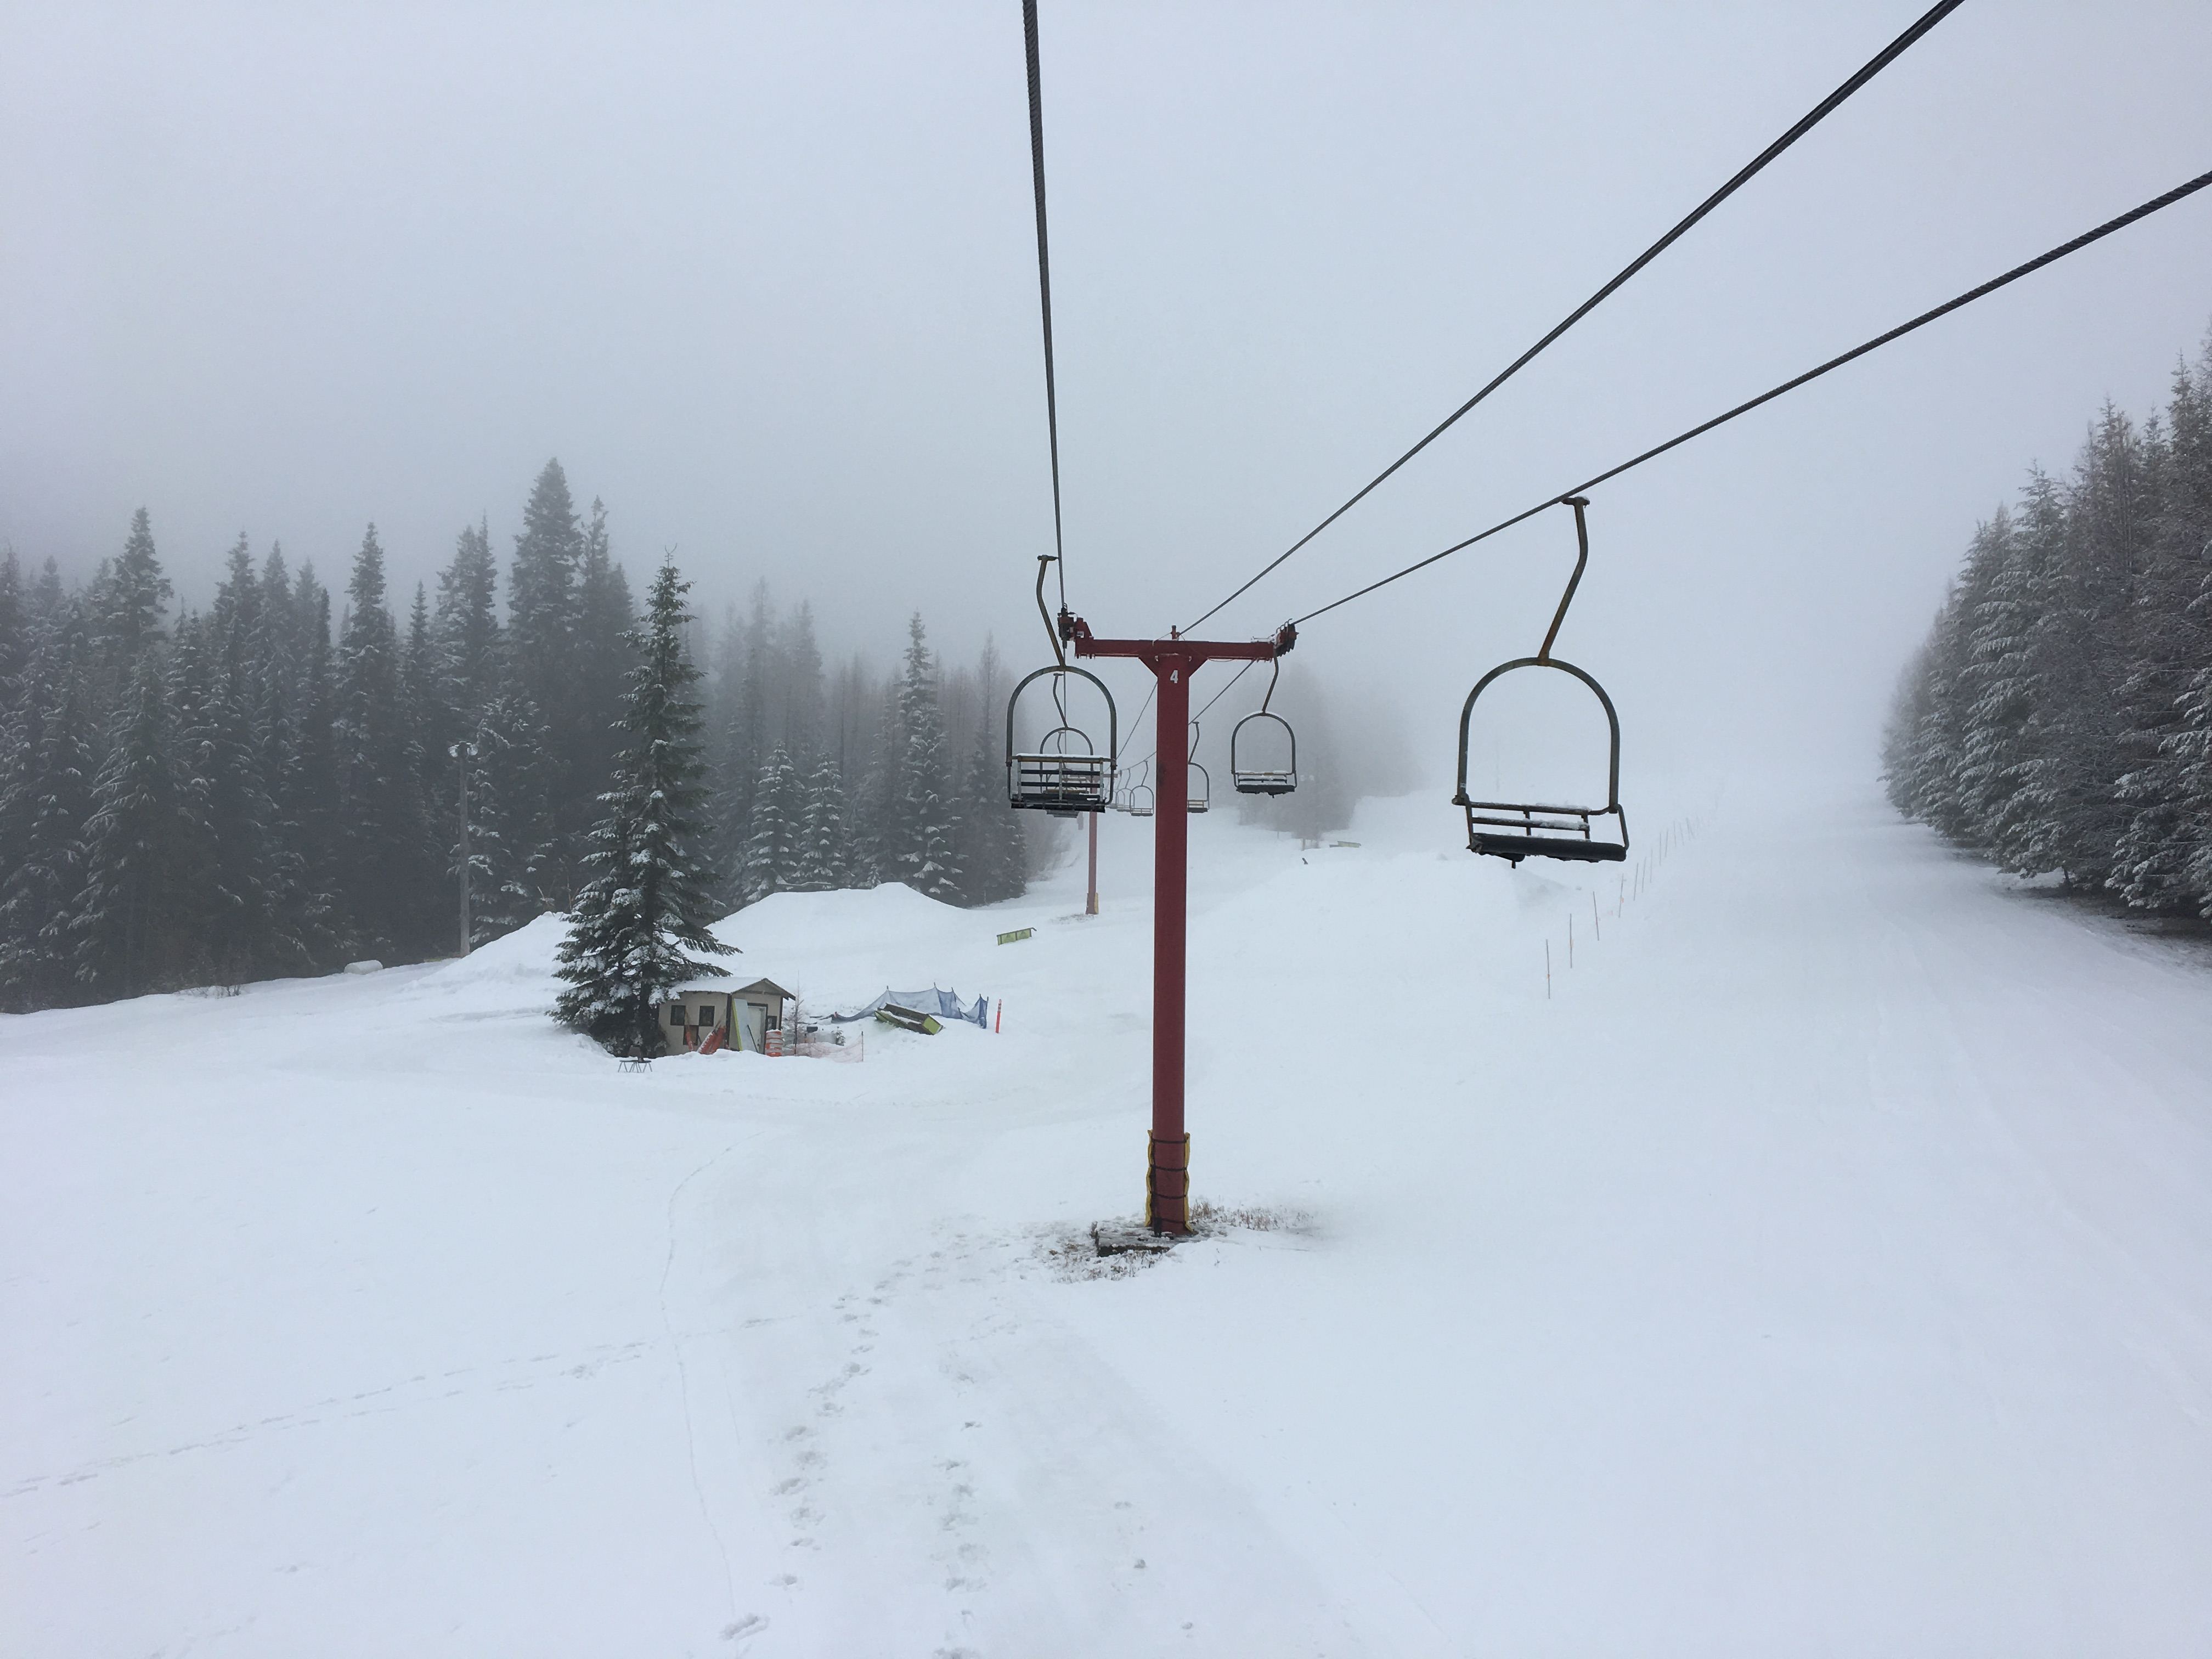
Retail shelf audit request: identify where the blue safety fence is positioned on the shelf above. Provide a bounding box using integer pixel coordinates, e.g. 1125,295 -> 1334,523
828,987 -> 989,1028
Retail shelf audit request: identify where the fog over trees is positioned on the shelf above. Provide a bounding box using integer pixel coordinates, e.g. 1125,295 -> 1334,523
0,457 -> 1403,1013
1884,327 -> 2212,913
0,460 -> 1042,1011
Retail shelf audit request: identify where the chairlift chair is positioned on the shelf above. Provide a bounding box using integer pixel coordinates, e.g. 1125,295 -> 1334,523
1006,665 -> 1118,817
1128,782 -> 1156,818
1006,558 -> 1118,817
1450,498 -> 1630,866
1230,656 -> 1298,795
1185,720 -> 1210,813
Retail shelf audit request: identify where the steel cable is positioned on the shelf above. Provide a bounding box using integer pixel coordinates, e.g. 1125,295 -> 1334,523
1183,0 -> 1967,632
1293,164 -> 2212,627
1023,0 -> 1069,612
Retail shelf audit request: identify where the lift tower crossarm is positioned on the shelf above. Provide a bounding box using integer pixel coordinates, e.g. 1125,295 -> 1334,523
1062,614 -> 1295,664
1060,615 -> 1295,1233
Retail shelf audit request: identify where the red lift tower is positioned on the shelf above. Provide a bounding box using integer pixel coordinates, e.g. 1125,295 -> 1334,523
1063,614 -> 1295,1234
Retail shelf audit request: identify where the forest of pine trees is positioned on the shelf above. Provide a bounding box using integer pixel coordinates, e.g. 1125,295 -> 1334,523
0,459 -> 1033,1014
1884,330 -> 2212,914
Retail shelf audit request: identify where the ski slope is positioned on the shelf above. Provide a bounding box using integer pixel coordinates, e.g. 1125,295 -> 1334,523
7,793 -> 2212,1656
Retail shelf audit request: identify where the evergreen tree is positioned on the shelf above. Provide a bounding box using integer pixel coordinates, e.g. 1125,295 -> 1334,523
741,746 -> 802,901
403,582 -> 442,772
2111,362 -> 2211,909
554,557 -> 726,1057
0,608 -> 97,1011
465,691 -> 556,941
435,517 -> 502,731
509,460 -> 582,719
0,548 -> 25,692
1880,635 -> 1937,820
850,680 -> 902,887
710,584 -> 775,905
251,641 -> 312,973
793,755 -> 854,891
209,534 -> 262,682
950,636 -> 1026,905
258,542 -> 297,674
508,460 -> 583,883
955,716 -> 1025,905
72,657 -> 198,997
1904,586 -> 1973,844
2023,414 -> 2144,887
27,558 -> 66,624
782,600 -> 826,759
88,507 -> 172,694
1951,510 -> 2024,850
336,525 -> 438,957
2168,338 -> 2212,912
1887,330 -> 2212,916
287,564 -> 345,962
569,495 -> 636,843
885,614 -> 958,899
186,637 -> 285,983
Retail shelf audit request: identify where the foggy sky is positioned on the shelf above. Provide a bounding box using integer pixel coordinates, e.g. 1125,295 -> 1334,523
5,1 -> 2210,801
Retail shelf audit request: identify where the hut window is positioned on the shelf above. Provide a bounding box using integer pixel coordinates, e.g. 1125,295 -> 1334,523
698,1006 -> 715,1026
667,1006 -> 683,1027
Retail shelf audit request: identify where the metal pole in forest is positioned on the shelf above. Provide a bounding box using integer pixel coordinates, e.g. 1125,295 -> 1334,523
450,741 -> 477,957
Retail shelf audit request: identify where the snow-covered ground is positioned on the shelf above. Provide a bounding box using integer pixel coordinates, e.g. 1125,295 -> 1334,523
7,793 -> 2212,1656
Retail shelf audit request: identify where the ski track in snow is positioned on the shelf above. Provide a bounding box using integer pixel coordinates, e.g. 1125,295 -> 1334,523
5,789 -> 2212,1655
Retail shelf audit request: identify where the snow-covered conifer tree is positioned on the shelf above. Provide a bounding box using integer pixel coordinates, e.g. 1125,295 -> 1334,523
72,657 -> 198,997
435,518 -> 502,733
742,746 -> 801,901
554,557 -> 726,1056
0,549 -> 25,691
793,756 -> 853,891
464,692 -> 556,943
0,609 -> 97,1010
173,618 -> 281,983
88,508 -> 172,698
2110,363 -> 2209,909
285,564 -> 345,963
950,636 -> 1025,906
570,496 -> 636,828
508,460 -> 582,725
336,525 -> 439,957
886,614 -> 958,899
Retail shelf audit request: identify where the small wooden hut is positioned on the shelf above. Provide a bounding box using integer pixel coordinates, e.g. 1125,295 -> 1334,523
658,977 -> 794,1056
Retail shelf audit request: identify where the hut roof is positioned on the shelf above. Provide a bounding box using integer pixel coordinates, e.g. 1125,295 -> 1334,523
668,974 -> 793,1001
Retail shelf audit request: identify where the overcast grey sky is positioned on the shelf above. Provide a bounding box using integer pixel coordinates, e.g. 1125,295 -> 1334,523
4,1 -> 2209,800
